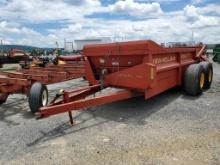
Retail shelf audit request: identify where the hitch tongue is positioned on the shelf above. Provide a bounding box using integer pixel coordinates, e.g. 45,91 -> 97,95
50,89 -> 64,104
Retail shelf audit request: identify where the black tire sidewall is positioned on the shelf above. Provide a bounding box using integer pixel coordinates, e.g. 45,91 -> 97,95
184,64 -> 205,96
28,82 -> 48,113
196,66 -> 204,94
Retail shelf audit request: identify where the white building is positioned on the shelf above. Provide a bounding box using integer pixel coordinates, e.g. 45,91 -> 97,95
73,37 -> 112,51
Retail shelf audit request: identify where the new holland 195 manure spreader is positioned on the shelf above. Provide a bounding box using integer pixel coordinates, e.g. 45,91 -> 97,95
26,40 -> 212,123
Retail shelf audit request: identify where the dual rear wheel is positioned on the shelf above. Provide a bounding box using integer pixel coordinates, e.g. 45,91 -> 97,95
184,61 -> 213,96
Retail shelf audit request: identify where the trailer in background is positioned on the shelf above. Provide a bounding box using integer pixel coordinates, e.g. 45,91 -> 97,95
0,56 -> 85,111
0,49 -> 30,68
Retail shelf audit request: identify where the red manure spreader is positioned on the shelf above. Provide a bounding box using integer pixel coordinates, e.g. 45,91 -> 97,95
6,40 -> 213,123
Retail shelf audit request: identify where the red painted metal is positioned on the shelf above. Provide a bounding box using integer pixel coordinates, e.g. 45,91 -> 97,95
8,49 -> 28,57
39,88 -> 134,118
34,40 -> 207,121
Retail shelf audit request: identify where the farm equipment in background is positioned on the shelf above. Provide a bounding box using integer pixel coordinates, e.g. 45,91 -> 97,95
52,54 -> 84,65
213,44 -> 220,63
0,49 -> 30,68
28,40 -> 212,124
31,54 -> 84,67
0,54 -> 85,107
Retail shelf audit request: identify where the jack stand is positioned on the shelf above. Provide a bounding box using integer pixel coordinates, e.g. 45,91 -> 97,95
68,111 -> 74,125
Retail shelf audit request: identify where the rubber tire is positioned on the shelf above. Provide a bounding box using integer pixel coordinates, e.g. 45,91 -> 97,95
184,64 -> 205,96
0,93 -> 8,105
28,82 -> 48,114
199,62 -> 213,89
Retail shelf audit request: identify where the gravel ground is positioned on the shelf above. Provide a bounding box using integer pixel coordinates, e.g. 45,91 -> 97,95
0,63 -> 220,165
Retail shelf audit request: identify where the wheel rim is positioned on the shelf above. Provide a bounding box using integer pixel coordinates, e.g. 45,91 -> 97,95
200,73 -> 205,89
208,70 -> 212,82
42,90 -> 48,106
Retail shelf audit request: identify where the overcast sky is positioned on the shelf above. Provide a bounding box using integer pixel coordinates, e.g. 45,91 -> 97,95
0,0 -> 219,47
